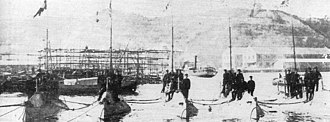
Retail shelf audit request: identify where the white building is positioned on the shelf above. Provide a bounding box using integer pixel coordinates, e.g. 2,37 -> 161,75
222,47 -> 330,71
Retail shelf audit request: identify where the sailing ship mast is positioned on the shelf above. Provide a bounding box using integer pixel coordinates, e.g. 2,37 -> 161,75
109,0 -> 113,70
171,12 -> 174,72
229,18 -> 232,70
45,29 -> 49,71
291,23 -> 297,71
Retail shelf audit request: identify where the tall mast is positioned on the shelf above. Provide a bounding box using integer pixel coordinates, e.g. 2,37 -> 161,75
291,23 -> 297,70
109,0 -> 113,70
45,29 -> 49,71
171,23 -> 174,72
229,18 -> 232,70
170,3 -> 174,72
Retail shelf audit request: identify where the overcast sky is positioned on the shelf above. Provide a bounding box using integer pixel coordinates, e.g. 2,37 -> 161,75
0,0 -> 329,54
0,0 -> 329,19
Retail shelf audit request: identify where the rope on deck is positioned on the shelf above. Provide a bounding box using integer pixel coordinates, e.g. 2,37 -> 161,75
62,100 -> 92,106
66,103 -> 100,122
191,99 -> 218,102
0,103 -> 25,108
125,97 -> 162,102
191,100 -> 231,106
126,100 -> 163,104
0,106 -> 23,117
257,100 -> 308,105
61,100 -> 98,111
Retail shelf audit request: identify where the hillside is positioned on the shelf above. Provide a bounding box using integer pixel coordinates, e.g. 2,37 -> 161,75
1,3 -> 328,68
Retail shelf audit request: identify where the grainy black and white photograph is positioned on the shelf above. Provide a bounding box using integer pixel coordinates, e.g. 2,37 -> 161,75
0,0 -> 330,121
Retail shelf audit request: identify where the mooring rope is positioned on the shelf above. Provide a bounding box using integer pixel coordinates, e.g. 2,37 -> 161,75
99,108 -> 104,120
62,100 -> 92,106
18,107 -> 25,120
0,103 -> 25,108
257,100 -> 307,105
0,106 -> 22,117
125,97 -> 162,102
127,100 -> 163,104
66,103 -> 100,122
191,100 -> 231,106
59,100 -> 98,111
191,99 -> 218,102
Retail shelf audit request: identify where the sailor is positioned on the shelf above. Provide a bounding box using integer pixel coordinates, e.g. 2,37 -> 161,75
304,67 -> 312,100
290,70 -> 300,98
173,70 -> 179,90
236,69 -> 245,100
297,77 -> 303,99
247,76 -> 255,96
169,70 -> 177,99
285,69 -> 292,96
236,69 -> 244,82
161,70 -> 170,93
313,67 -> 322,92
180,74 -> 191,100
230,69 -> 237,101
178,70 -> 184,82
221,69 -> 230,97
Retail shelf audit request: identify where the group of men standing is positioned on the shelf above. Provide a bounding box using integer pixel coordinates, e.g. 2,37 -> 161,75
161,69 -> 191,101
285,67 -> 322,101
222,69 -> 255,101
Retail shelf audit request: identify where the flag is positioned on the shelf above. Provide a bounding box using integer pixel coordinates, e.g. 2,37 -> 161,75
163,0 -> 171,12
96,11 -> 100,22
280,0 -> 289,7
33,0 -> 47,18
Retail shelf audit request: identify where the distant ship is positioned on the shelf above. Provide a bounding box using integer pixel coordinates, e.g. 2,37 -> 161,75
184,56 -> 217,78
57,70 -> 138,95
187,67 -> 218,78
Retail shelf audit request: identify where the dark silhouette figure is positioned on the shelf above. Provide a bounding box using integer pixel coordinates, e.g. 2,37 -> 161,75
180,74 -> 191,100
33,0 -> 47,18
247,76 -> 255,96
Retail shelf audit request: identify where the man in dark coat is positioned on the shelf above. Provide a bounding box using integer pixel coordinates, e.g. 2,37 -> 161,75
313,67 -> 322,91
180,74 -> 191,100
247,76 -> 255,96
285,69 -> 293,97
161,70 -> 170,93
230,70 -> 237,101
304,67 -> 312,100
236,69 -> 244,100
222,69 -> 230,97
290,70 -> 300,98
178,70 -> 184,82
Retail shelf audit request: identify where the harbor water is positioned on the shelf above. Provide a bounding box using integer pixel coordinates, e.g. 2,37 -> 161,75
1,72 -> 330,122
